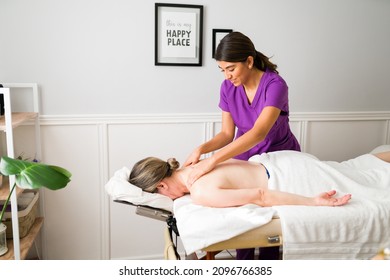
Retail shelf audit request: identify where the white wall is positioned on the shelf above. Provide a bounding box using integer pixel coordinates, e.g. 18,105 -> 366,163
1,0 -> 389,114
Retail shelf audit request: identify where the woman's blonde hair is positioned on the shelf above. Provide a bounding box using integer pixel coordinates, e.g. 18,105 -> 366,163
129,157 -> 180,193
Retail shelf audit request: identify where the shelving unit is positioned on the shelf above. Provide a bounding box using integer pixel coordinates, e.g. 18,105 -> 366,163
0,83 -> 41,260
0,177 -> 24,199
0,218 -> 43,260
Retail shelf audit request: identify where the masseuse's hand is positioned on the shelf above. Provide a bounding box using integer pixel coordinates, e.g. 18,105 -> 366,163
187,157 -> 217,186
183,149 -> 202,167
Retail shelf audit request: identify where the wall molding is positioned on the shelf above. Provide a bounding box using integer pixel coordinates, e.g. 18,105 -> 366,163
39,111 -> 390,125
39,111 -> 390,152
290,111 -> 390,121
39,113 -> 222,125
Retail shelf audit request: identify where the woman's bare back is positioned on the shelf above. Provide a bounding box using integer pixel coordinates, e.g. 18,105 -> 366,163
184,158 -> 351,208
188,159 -> 268,191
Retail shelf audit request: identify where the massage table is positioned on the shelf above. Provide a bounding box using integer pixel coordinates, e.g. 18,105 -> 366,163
199,217 -> 282,260
105,145 -> 390,260
113,199 -> 182,259
106,164 -> 284,260
113,198 -> 282,260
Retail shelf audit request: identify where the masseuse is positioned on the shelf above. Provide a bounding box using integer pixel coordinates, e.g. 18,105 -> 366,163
183,31 -> 300,260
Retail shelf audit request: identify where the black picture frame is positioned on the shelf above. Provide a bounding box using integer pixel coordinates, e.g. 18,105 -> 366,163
155,3 -> 203,66
212,29 -> 233,58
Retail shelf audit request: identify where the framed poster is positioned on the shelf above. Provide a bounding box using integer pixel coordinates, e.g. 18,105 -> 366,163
155,3 -> 203,66
212,29 -> 233,58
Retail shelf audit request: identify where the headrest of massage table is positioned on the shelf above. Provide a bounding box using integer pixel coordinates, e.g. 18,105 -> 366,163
104,166 -> 174,213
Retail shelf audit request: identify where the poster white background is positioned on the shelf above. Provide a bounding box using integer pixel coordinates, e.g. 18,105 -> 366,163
161,11 -> 196,58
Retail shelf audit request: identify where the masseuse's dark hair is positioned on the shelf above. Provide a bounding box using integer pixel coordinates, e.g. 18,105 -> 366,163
129,157 -> 180,193
214,31 -> 278,74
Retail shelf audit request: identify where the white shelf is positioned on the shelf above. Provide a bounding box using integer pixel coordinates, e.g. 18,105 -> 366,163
0,84 -> 41,260
0,112 -> 38,130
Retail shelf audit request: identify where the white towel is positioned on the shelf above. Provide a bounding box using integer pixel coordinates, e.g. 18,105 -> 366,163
174,195 -> 276,255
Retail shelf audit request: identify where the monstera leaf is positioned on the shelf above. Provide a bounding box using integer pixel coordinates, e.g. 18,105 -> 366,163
0,156 -> 71,190
0,156 -> 72,222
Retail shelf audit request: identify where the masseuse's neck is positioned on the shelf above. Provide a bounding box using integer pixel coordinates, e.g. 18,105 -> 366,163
243,68 -> 263,93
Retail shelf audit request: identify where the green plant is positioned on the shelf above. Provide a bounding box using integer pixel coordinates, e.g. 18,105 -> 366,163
0,156 -> 72,222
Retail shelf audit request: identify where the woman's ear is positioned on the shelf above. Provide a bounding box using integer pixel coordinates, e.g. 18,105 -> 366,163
156,181 -> 168,194
159,181 -> 169,189
246,56 -> 254,69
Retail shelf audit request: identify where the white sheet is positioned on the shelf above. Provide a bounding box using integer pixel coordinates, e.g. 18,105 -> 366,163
174,148 -> 390,259
174,195 -> 276,255
259,151 -> 390,259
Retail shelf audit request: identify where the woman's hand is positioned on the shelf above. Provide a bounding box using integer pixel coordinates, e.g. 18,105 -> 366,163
183,149 -> 202,167
187,157 -> 217,186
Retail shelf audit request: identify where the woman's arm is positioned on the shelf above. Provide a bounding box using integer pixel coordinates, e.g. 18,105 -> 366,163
186,106 -> 281,185
190,186 -> 351,208
183,111 -> 235,166
374,152 -> 390,163
212,106 -> 281,164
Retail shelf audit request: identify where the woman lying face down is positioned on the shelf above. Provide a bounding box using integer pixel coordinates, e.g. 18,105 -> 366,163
128,155 -> 353,208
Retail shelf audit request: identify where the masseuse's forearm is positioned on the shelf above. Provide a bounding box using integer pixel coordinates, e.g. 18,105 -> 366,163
198,132 -> 234,155
211,106 -> 280,164
199,110 -> 236,156
211,129 -> 265,164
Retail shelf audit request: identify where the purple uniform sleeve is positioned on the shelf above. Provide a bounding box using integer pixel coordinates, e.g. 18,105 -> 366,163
263,78 -> 288,113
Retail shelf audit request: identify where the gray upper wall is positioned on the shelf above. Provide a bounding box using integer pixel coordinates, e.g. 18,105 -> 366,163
1,0 -> 389,115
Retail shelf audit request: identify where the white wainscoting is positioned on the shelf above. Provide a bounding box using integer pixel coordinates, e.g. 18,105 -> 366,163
6,111 -> 390,260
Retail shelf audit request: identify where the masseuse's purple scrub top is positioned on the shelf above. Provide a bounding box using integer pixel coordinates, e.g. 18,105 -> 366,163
219,69 -> 301,160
